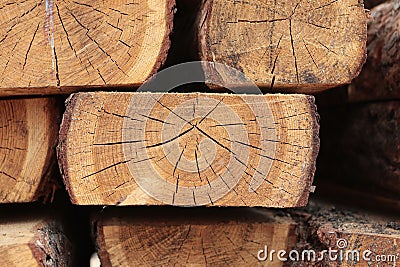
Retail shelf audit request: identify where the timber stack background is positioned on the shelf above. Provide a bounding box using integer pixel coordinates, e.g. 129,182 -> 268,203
0,0 -> 399,266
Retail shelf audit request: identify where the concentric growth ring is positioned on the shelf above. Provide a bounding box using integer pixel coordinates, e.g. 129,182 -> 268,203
122,62 -> 277,206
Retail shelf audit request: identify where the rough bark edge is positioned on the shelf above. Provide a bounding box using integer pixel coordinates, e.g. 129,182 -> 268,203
197,0 -> 213,64
350,1 -> 400,102
57,94 -> 79,204
94,219 -> 112,267
197,0 -> 368,92
296,96 -> 320,207
147,0 -> 176,78
28,220 -> 72,267
289,203 -> 400,266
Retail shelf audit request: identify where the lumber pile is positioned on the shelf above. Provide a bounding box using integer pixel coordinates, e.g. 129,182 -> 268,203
94,207 -> 297,266
93,203 -> 400,266
3,0 -> 400,266
197,0 -> 367,92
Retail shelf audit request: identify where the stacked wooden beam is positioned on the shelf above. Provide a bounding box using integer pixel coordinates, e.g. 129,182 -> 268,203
0,98 -> 60,203
93,204 -> 400,266
0,206 -> 72,266
58,92 -> 319,207
0,0 -> 174,96
316,0 -> 400,211
0,0 -> 399,266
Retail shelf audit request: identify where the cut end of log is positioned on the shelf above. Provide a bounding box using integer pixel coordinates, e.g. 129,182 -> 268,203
94,207 -> 298,267
58,92 -> 319,207
93,203 -> 400,266
0,0 -> 175,96
0,213 -> 71,266
0,98 -> 60,203
199,0 -> 368,92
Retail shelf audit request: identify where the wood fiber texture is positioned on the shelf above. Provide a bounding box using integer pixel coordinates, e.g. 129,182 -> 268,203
58,92 -> 320,207
198,0 -> 367,92
0,0 -> 175,96
0,97 -> 60,203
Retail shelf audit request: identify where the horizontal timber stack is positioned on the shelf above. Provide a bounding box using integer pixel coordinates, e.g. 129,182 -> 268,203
3,0 -> 398,266
94,208 -> 298,266
93,203 -> 400,266
58,92 -> 319,207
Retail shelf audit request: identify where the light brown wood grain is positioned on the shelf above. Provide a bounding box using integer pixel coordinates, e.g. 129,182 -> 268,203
94,204 -> 400,267
58,92 -> 319,207
94,208 -> 297,267
0,0 -> 174,96
0,98 -> 60,203
198,0 -> 367,93
0,215 -> 71,266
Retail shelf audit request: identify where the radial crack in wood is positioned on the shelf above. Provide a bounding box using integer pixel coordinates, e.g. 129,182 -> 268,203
198,0 -> 367,92
0,0 -> 174,96
0,97 -> 60,203
58,92 -> 320,207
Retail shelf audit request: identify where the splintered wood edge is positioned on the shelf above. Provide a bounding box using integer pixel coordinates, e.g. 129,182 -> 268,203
0,217 -> 71,266
58,94 -> 78,204
94,208 -> 297,267
298,205 -> 400,264
198,0 -> 367,93
58,92 -> 319,207
0,0 -> 175,97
